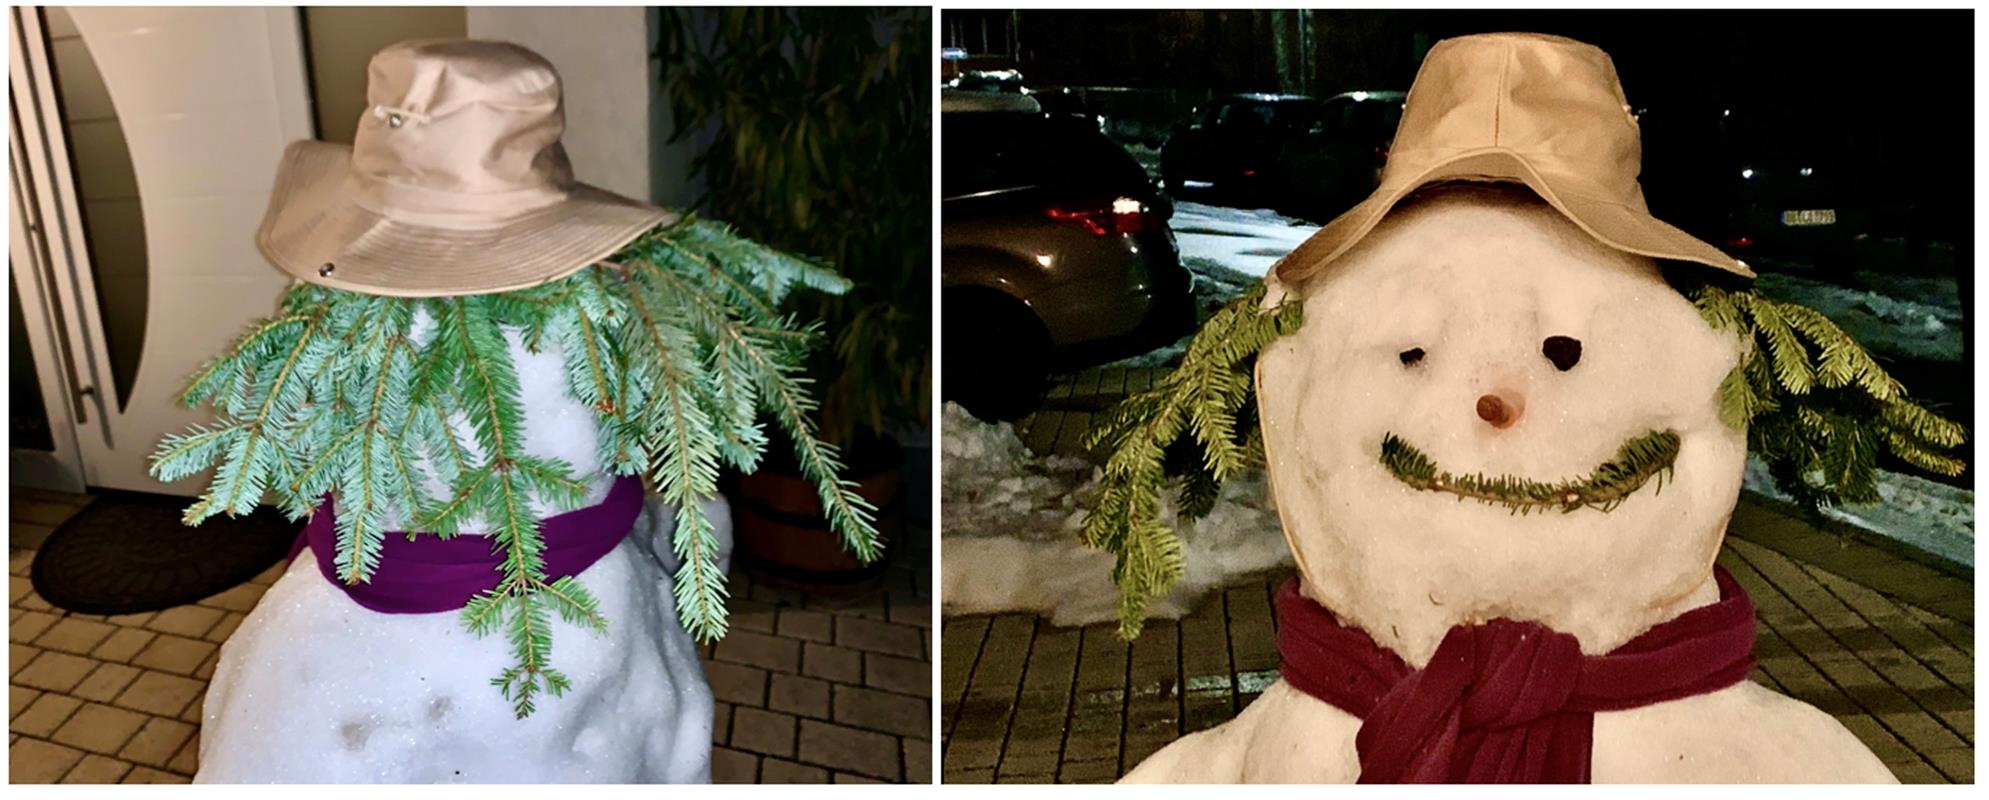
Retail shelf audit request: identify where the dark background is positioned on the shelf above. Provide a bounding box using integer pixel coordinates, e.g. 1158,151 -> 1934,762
943,8 -> 1975,486
944,9 -> 1971,238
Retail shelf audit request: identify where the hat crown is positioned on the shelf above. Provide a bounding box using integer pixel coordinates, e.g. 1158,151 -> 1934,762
1388,33 -> 1642,204
348,39 -> 574,221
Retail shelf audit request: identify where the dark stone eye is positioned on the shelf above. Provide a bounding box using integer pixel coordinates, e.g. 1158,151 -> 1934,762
1543,336 -> 1582,371
1399,347 -> 1425,366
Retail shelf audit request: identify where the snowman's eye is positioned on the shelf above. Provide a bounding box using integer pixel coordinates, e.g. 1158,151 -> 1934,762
1399,347 -> 1426,367
1543,336 -> 1582,371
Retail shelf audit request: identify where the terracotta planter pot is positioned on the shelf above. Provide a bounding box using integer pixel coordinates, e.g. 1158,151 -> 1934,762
727,434 -> 903,595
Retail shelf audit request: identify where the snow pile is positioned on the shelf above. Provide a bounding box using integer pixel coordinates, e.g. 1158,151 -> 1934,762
1755,272 -> 1963,363
1742,456 -> 1974,569
197,325 -> 720,783
940,403 -> 1291,627
1171,201 -> 1320,278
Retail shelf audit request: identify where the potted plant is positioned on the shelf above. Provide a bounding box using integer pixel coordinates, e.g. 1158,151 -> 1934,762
656,8 -> 931,590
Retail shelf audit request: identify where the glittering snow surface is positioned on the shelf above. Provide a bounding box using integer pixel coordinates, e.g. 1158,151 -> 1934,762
940,403 -> 1289,626
1170,201 -> 1319,279
1743,455 -> 1974,568
196,320 -> 721,783
1754,271 -> 1964,363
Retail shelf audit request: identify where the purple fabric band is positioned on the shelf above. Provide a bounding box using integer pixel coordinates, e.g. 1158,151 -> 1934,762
285,476 -> 645,614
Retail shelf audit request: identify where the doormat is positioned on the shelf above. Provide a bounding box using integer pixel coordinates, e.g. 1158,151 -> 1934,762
30,490 -> 296,615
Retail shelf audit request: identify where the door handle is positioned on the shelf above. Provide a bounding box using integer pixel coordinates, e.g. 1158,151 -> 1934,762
72,384 -> 94,424
21,213 -> 95,426
9,7 -> 100,431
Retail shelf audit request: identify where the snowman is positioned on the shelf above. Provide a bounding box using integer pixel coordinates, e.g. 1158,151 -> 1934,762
1092,33 -> 1962,784
150,40 -> 877,783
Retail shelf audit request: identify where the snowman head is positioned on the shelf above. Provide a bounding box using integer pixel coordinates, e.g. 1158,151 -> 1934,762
1256,184 -> 1748,665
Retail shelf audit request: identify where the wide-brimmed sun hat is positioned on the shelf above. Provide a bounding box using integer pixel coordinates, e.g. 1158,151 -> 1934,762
1273,32 -> 1754,284
257,39 -> 676,297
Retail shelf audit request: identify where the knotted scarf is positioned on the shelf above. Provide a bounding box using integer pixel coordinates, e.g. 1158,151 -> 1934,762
1274,567 -> 1755,783
287,475 -> 645,614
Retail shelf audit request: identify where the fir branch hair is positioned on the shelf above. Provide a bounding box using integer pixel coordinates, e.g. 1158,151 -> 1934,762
1080,284 -> 1301,638
1082,271 -> 1967,639
152,215 -> 879,718
1690,282 -> 1966,508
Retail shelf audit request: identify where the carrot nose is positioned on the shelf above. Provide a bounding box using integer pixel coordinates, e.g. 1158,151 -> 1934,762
1476,392 -> 1523,429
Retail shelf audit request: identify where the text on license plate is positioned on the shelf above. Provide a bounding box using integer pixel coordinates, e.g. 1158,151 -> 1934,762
1781,209 -> 1836,227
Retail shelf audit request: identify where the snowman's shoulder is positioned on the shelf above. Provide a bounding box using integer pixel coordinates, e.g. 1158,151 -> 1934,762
1121,679 -> 1361,783
1593,681 -> 1897,783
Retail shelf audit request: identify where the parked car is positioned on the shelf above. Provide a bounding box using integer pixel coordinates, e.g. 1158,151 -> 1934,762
1641,104 -> 1868,274
1160,93 -> 1321,202
943,111 -> 1195,421
1270,90 -> 1405,223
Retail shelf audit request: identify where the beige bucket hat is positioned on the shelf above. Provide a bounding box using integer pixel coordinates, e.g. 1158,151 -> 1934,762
257,39 -> 675,297
1273,32 -> 1753,284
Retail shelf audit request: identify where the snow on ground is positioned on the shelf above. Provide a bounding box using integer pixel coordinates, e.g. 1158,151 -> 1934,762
1170,201 -> 1320,278
1105,203 -> 1315,369
1754,271 -> 1964,363
1742,455 -> 1974,569
939,403 -> 1291,626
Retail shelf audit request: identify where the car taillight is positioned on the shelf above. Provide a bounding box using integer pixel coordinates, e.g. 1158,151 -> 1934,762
1046,197 -> 1150,236
1727,235 -> 1754,249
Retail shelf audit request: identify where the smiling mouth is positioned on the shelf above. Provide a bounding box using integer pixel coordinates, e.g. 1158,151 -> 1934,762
1379,429 -> 1682,514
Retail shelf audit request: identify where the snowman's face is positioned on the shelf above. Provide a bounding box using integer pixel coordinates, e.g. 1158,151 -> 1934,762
1256,186 -> 1747,665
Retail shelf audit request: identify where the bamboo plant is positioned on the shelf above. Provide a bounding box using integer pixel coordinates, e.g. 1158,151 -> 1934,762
655,7 -> 931,447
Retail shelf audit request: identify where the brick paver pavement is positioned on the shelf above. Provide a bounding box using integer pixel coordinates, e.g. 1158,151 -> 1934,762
9,488 -> 932,784
942,367 -> 1973,784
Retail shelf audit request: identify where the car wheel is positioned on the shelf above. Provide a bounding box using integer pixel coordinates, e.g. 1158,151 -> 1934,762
943,291 -> 1051,423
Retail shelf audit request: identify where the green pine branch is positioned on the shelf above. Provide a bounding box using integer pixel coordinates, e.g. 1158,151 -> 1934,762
1081,284 -> 1301,638
153,219 -> 880,718
1379,429 -> 1681,514
1693,285 -> 1967,511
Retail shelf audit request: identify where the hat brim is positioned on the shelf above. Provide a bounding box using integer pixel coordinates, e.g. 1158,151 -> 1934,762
1271,147 -> 1754,284
257,141 -> 676,297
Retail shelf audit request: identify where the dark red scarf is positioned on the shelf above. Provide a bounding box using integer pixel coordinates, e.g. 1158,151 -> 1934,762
1274,567 -> 1755,783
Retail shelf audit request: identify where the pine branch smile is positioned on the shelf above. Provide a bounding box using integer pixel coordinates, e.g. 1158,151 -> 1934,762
1379,429 -> 1683,514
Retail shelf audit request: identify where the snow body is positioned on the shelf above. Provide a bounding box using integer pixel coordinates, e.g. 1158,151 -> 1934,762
197,318 -> 725,783
1123,186 -> 1893,783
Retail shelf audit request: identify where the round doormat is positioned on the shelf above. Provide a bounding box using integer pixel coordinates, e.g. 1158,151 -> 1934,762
30,491 -> 299,615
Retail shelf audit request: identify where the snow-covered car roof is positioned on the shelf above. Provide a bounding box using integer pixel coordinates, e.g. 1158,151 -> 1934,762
941,89 -> 1042,113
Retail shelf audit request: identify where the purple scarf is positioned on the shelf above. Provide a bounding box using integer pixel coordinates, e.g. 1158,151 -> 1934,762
287,476 -> 645,614
1275,567 -> 1756,783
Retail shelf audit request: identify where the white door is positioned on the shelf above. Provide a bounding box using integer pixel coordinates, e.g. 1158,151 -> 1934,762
8,6 -> 314,495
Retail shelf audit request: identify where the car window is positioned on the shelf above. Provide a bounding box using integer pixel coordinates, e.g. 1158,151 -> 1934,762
1311,98 -> 1402,143
942,114 -> 1149,197
1345,100 -> 1403,143
1217,102 -> 1276,128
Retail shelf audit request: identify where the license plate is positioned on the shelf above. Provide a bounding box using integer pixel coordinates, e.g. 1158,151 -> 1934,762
1781,209 -> 1836,227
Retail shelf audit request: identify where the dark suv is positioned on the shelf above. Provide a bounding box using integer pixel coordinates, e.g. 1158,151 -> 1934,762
943,112 -> 1194,421
1271,90 -> 1405,222
1160,93 -> 1321,201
